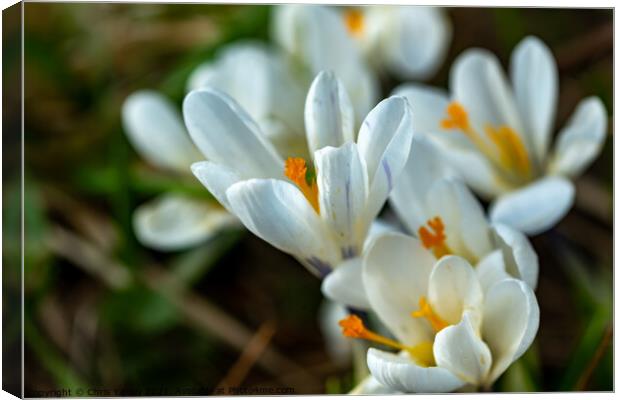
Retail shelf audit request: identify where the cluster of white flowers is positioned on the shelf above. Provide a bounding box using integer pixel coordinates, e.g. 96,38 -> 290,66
121,5 -> 607,393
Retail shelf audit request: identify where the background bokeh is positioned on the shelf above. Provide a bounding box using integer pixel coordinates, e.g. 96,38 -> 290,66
3,3 -> 613,395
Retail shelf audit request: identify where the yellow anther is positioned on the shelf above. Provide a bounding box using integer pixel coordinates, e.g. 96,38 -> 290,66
339,315 -> 435,366
418,217 -> 451,259
411,297 -> 448,333
344,9 -> 365,37
284,157 -> 320,213
440,102 -> 532,182
485,125 -> 531,177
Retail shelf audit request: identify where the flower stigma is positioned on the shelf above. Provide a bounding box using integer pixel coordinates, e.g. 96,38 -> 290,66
411,296 -> 448,333
285,157 -> 320,213
344,9 -> 365,37
339,315 -> 435,367
418,217 -> 452,259
441,102 -> 532,182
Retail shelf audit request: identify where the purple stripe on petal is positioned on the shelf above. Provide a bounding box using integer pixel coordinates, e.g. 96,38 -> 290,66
382,159 -> 392,191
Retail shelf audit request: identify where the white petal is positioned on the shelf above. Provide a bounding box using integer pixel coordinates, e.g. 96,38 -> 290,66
475,250 -> 511,293
390,136 -> 456,233
451,49 -> 530,155
440,144 -> 507,200
183,89 -> 283,179
357,96 -> 415,222
226,179 -> 339,274
304,71 -> 354,155
315,142 -> 369,254
425,178 -> 492,262
122,90 -> 201,172
482,278 -> 540,385
350,375 -> 399,395
489,176 -> 575,235
133,195 -> 238,251
548,97 -> 608,177
367,348 -> 464,393
318,300 -> 352,365
510,36 -> 558,164
191,161 -> 241,211
363,233 -> 435,345
383,7 -> 452,80
187,42 -> 307,156
321,257 -> 370,310
392,83 -> 451,134
434,312 -> 492,385
272,5 -> 379,121
428,256 -> 483,326
492,223 -> 539,289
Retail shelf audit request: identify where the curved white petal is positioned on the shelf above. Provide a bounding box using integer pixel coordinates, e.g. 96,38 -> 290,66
305,71 -> 354,155
383,7 -> 452,80
489,176 -> 575,235
315,142 -> 369,253
510,36 -> 558,164
272,5 -> 379,122
186,42 -> 307,156
492,223 -> 539,289
450,49 -> 530,155
428,256 -> 483,327
321,257 -> 370,309
363,233 -> 436,345
390,136 -> 456,233
133,194 -> 238,251
350,375 -> 399,395
425,178 -> 492,262
367,348 -> 464,393
357,96 -> 415,222
183,89 -> 283,178
548,97 -> 608,177
191,161 -> 241,211
122,90 -> 201,172
392,83 -> 451,134
226,179 -> 339,273
475,250 -> 511,293
482,278 -> 539,385
434,312 -> 492,385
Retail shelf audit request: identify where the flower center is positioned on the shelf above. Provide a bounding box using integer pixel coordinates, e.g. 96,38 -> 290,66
418,217 -> 452,259
343,9 -> 365,37
339,315 -> 435,367
440,102 -> 532,182
411,296 -> 448,332
284,157 -> 320,213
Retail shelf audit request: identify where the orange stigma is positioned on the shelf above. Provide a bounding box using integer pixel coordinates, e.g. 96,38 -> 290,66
344,9 -> 365,37
418,217 -> 451,259
284,157 -> 320,213
441,102 -> 470,131
339,315 -> 435,366
411,297 -> 448,333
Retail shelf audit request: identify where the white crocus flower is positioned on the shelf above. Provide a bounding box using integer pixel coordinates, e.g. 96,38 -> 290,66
272,5 -> 379,122
337,233 -> 539,393
324,136 -> 538,310
394,36 -> 608,235
122,90 -> 238,250
340,6 -> 452,80
186,41 -> 308,158
184,71 -> 414,277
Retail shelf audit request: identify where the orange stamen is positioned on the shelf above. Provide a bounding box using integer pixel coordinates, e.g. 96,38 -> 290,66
343,9 -> 365,37
441,102 -> 470,131
418,217 -> 451,259
339,315 -> 435,366
411,297 -> 448,333
284,157 -> 320,213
